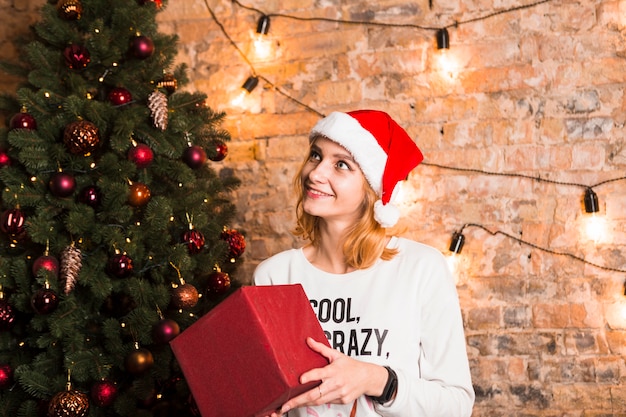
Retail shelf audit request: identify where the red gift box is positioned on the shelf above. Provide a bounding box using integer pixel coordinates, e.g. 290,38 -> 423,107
170,284 -> 330,417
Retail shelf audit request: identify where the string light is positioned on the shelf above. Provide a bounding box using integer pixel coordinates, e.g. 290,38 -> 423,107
252,15 -> 273,59
436,28 -> 449,49
232,75 -> 259,106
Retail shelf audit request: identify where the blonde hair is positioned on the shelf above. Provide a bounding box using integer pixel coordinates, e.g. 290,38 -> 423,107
292,137 -> 399,269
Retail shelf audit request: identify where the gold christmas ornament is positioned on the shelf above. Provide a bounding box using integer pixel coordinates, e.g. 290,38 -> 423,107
48,389 -> 89,417
147,90 -> 168,130
63,120 -> 100,156
171,283 -> 199,309
157,73 -> 178,93
57,0 -> 83,20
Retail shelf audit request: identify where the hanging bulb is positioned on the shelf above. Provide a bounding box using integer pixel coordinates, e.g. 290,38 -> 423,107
232,76 -> 259,106
449,231 -> 465,254
256,15 -> 270,35
434,28 -> 458,79
584,188 -> 599,213
582,188 -> 605,243
436,28 -> 449,50
252,15 -> 273,60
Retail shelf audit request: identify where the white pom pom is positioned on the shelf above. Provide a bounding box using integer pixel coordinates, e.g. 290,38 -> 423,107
374,200 -> 400,228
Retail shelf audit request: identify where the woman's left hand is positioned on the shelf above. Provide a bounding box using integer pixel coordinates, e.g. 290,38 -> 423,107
273,337 -> 389,415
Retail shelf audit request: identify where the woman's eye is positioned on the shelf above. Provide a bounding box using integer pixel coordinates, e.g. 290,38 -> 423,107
308,150 -> 321,161
336,161 -> 350,170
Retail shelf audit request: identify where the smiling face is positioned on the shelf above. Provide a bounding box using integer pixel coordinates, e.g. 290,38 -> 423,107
300,137 -> 368,226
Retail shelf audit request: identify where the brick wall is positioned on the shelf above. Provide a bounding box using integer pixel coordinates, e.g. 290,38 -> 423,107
4,0 -> 626,415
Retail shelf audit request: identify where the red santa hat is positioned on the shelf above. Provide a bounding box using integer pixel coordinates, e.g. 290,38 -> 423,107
310,110 -> 424,227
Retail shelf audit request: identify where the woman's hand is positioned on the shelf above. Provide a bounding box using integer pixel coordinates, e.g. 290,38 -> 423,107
265,337 -> 389,416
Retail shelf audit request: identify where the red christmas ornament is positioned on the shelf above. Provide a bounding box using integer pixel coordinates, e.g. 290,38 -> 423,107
128,182 -> 151,207
207,140 -> 228,162
181,229 -> 205,254
49,171 -> 76,198
63,44 -> 91,69
78,185 -> 102,208
91,379 -> 118,407
108,87 -> 133,106
0,149 -> 11,167
125,347 -> 154,375
1,208 -> 25,235
129,35 -> 154,59
9,111 -> 37,130
106,253 -> 134,278
31,287 -> 59,315
0,364 -> 13,390
220,228 -> 246,260
152,318 -> 180,344
171,283 -> 199,309
182,145 -> 206,169
128,143 -> 154,168
206,270 -> 231,296
0,300 -> 15,331
32,254 -> 60,278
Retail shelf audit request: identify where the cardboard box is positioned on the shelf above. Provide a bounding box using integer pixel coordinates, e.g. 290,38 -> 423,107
170,284 -> 330,417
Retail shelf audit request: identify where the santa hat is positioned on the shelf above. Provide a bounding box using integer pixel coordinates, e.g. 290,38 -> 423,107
310,110 -> 424,228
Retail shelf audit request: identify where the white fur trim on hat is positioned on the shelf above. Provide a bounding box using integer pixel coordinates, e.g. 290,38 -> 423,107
310,112 -> 387,195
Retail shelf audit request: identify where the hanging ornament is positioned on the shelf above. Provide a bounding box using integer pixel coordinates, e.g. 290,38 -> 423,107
0,363 -> 14,390
57,0 -> 83,20
128,181 -> 151,207
182,145 -> 206,169
0,149 -> 11,167
78,185 -> 102,208
32,252 -> 60,278
157,73 -> 178,93
49,171 -> 77,198
1,208 -> 26,236
128,142 -> 154,168
129,35 -> 154,59
31,284 -> 59,315
181,228 -> 205,254
207,139 -> 228,162
206,269 -> 231,296
60,243 -> 82,294
9,109 -> 37,130
90,379 -> 118,407
171,283 -> 199,309
125,344 -> 154,375
152,318 -> 180,344
147,90 -> 168,130
0,298 -> 15,332
108,87 -> 133,106
63,44 -> 91,69
220,228 -> 246,260
63,120 -> 100,155
106,252 -> 133,278
48,387 -> 89,417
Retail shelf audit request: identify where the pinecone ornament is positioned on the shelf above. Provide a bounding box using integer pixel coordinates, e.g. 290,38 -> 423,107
148,90 -> 168,130
61,244 -> 82,294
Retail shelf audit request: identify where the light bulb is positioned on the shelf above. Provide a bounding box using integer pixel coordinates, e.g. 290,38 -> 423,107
584,213 -> 606,243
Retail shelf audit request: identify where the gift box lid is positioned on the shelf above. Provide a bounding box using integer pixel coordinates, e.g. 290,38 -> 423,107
170,284 -> 329,417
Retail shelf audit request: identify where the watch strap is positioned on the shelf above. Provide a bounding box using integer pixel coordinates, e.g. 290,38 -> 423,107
368,366 -> 398,404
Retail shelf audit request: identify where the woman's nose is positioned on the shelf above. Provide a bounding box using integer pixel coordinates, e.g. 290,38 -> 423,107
308,160 -> 330,182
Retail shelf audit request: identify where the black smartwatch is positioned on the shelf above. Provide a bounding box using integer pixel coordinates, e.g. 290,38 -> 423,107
368,366 -> 398,404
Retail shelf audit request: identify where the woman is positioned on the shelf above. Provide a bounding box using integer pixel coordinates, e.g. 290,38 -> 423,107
254,110 -> 474,417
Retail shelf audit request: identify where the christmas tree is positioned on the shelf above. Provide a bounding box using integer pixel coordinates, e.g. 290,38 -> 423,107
0,0 -> 245,416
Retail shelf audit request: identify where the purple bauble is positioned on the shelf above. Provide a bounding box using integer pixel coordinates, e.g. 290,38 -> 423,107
182,145 -> 207,169
49,172 -> 76,198
31,288 -> 59,315
129,35 -> 154,59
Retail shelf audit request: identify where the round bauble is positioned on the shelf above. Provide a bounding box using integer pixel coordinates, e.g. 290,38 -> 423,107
48,389 -> 89,417
63,120 -> 100,155
78,185 -> 102,208
9,111 -> 37,130
181,229 -> 205,254
106,253 -> 133,278
0,300 -> 15,331
206,271 -> 231,296
0,149 -> 11,167
182,145 -> 206,169
128,182 -> 151,207
31,288 -> 59,315
171,283 -> 199,309
49,172 -> 76,198
152,318 -> 180,344
128,143 -> 153,168
108,87 -> 133,106
57,0 -> 83,20
63,44 -> 90,69
0,364 -> 13,390
90,379 -> 118,407
207,140 -> 228,162
129,35 -> 154,59
125,347 -> 154,375
1,208 -> 25,236
32,255 -> 60,278
221,228 -> 246,260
